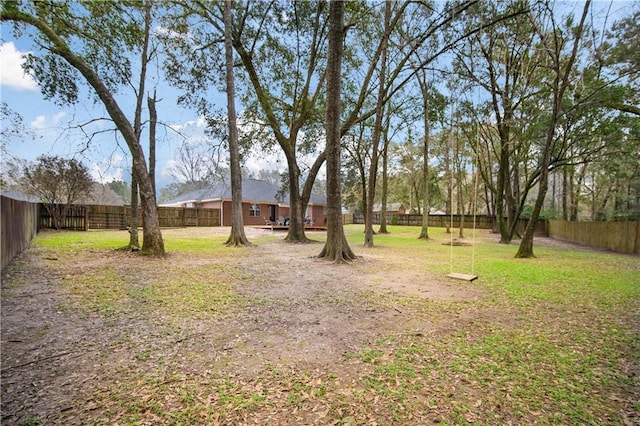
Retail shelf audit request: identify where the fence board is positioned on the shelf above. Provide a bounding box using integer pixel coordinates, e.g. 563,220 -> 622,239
348,213 -> 545,234
38,204 -> 221,229
1,196 -> 40,271
39,204 -> 86,230
547,219 -> 639,255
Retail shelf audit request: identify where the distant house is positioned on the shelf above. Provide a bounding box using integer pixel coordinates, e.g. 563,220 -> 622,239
80,183 -> 125,206
2,184 -> 124,206
160,178 -> 326,227
0,190 -> 40,203
373,202 -> 406,215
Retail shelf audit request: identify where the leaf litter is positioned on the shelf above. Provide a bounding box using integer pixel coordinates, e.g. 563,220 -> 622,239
1,227 -> 638,425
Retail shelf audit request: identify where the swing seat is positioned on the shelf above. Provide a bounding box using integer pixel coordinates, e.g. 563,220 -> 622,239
447,272 -> 478,282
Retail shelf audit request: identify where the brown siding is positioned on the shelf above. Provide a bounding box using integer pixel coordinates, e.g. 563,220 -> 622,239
306,205 -> 326,225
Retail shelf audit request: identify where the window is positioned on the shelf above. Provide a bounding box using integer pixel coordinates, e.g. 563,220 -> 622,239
249,204 -> 261,217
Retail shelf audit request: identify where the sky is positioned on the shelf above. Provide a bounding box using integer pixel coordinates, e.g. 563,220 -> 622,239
0,28 -> 290,193
0,1 -> 632,194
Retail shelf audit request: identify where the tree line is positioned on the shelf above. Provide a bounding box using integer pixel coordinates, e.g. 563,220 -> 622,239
1,0 -> 637,260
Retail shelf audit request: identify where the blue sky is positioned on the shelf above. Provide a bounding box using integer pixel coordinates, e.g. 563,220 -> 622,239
0,29 -> 288,192
1,1 -> 631,193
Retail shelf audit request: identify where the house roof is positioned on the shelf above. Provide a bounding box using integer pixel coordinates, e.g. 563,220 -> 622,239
373,202 -> 404,212
1,190 -> 40,202
161,178 -> 326,206
81,183 -> 125,206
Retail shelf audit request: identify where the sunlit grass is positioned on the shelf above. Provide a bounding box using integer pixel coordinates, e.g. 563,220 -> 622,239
17,224 -> 640,424
34,229 -> 129,251
36,229 -> 248,320
128,263 -> 244,322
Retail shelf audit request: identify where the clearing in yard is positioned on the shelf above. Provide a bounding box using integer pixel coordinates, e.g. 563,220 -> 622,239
1,225 -> 638,425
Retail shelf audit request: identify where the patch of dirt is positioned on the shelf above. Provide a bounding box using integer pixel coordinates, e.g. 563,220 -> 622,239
2,227 -> 611,425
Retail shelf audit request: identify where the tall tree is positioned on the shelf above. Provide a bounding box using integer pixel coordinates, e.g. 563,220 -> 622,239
223,0 -> 251,247
377,114 -> 391,234
165,1 -> 330,243
415,68 -> 434,240
2,1 -> 165,255
318,0 -> 355,263
452,0 -> 535,244
516,0 -> 591,258
363,0 -> 391,248
129,0 -> 153,251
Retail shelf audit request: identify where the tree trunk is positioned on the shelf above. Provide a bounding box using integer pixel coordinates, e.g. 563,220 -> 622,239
418,75 -> 430,240
517,0 -> 590,258
284,156 -> 309,243
318,0 -> 355,263
571,164 -> 587,221
496,132 -> 511,243
131,0 -> 163,255
562,166 -> 569,220
147,89 -> 157,197
364,0 -> 391,248
223,0 -> 251,247
456,136 -> 465,239
445,124 -> 453,234
378,127 -> 390,234
129,167 -> 140,250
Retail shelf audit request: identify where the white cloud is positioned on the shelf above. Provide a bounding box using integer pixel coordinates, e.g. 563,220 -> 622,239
30,115 -> 47,130
0,42 -> 38,91
169,115 -> 208,132
159,159 -> 179,178
30,111 -> 67,130
244,149 -> 287,174
90,154 -> 128,183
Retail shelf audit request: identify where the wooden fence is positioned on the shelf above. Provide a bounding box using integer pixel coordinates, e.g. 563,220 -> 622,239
1,196 -> 39,271
2,199 -> 222,270
348,213 -> 546,235
39,204 -> 221,230
39,204 -> 88,231
547,219 -> 639,255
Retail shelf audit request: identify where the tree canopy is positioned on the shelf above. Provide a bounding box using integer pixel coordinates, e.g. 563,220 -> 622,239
3,0 -> 638,256
21,155 -> 93,229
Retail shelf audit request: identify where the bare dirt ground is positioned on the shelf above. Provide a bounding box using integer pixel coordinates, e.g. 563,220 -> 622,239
1,227 -> 484,425
1,227 -> 637,425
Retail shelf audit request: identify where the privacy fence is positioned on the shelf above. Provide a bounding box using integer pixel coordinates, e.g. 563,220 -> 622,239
1,196 -> 39,271
347,212 -> 546,235
39,204 -> 221,230
3,198 -> 636,271
1,198 -> 221,270
547,219 -> 639,255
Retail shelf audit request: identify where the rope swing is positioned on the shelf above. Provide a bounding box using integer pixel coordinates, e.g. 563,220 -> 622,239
447,125 -> 479,282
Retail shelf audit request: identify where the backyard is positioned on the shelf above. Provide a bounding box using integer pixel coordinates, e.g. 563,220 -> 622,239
1,225 -> 638,425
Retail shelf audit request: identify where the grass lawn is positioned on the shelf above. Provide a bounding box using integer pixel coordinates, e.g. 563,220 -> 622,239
1,225 -> 638,425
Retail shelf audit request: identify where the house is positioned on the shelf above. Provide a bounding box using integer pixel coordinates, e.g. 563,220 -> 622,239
160,178 -> 327,227
80,183 -> 125,206
1,190 -> 40,203
373,202 -> 406,215
2,184 -> 123,205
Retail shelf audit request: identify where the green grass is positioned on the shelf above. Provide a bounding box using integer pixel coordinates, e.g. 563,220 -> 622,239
34,229 -> 129,251
35,229 -> 247,320
15,225 -> 640,424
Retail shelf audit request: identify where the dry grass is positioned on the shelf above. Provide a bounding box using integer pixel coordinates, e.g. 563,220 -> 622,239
1,225 -> 638,425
